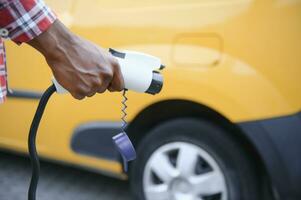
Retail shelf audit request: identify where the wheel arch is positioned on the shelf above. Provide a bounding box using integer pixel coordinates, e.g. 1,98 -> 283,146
128,99 -> 255,152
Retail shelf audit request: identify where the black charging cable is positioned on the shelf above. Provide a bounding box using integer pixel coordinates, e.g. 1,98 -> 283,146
28,84 -> 56,200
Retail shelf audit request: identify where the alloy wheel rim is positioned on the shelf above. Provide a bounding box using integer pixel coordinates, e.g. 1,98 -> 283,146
143,142 -> 228,200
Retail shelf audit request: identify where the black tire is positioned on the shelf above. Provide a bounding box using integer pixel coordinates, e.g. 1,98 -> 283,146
130,118 -> 261,200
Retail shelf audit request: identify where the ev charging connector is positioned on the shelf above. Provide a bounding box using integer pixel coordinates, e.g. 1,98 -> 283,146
27,49 -> 164,200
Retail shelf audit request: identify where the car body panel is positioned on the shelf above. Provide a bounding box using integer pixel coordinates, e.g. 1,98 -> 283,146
0,0 -> 301,198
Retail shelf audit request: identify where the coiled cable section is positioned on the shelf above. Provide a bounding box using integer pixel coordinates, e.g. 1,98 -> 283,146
121,89 -> 128,131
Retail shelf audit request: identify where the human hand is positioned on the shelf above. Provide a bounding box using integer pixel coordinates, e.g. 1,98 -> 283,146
28,20 -> 124,100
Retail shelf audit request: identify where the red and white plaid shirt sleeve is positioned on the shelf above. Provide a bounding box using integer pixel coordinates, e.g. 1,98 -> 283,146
0,39 -> 6,103
0,0 -> 56,103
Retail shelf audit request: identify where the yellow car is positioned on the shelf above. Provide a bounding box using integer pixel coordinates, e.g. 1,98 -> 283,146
1,0 -> 300,200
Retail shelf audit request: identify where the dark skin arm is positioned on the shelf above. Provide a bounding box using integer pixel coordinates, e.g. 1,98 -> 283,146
27,20 -> 124,100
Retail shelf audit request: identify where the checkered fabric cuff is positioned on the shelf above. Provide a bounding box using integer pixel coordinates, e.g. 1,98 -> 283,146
0,66 -> 7,103
0,0 -> 57,44
0,39 -> 7,103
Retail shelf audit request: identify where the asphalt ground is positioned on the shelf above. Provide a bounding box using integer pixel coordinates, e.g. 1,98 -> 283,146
0,152 -> 132,200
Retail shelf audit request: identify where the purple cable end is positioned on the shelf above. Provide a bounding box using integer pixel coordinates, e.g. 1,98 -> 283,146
112,132 -> 136,172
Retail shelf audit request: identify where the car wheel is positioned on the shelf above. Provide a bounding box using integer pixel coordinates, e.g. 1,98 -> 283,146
130,118 -> 261,200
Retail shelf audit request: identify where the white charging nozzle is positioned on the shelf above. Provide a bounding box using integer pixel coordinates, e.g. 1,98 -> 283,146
52,49 -> 164,95
109,48 -> 164,94
52,77 -> 68,94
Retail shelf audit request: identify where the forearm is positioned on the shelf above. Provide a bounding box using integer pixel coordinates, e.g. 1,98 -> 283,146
27,20 -> 76,59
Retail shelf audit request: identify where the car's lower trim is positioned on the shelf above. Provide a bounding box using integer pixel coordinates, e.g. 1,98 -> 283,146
7,88 -> 42,99
71,121 -> 123,162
